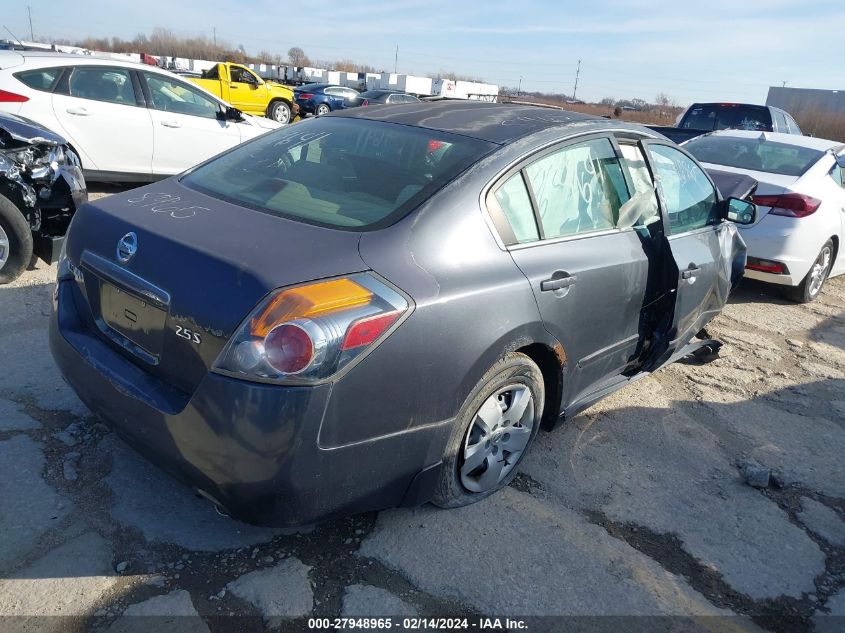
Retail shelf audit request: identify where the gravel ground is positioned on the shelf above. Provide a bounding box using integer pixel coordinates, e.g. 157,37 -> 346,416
0,184 -> 843,632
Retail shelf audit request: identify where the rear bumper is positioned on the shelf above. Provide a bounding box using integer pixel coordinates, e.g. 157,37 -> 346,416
295,100 -> 316,114
739,215 -> 818,287
50,280 -> 448,526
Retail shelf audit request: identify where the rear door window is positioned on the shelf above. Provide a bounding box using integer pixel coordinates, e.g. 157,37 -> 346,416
14,67 -> 62,92
524,137 -> 629,239
67,67 -> 136,105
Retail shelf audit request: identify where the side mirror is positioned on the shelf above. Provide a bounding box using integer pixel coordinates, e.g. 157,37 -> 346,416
219,106 -> 243,122
723,197 -> 756,225
835,154 -> 845,168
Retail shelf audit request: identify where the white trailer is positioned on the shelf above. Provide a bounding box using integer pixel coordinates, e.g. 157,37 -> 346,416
378,73 -> 433,96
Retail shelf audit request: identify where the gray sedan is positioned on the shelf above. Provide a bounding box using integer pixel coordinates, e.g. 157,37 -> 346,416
50,102 -> 755,526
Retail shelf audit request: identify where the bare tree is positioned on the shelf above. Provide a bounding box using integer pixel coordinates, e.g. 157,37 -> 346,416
655,92 -> 674,107
288,47 -> 310,66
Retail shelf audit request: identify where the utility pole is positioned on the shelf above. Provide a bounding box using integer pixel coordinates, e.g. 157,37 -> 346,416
213,27 -> 217,47
394,45 -> 398,73
572,59 -> 582,101
27,6 -> 33,41
517,76 -> 523,96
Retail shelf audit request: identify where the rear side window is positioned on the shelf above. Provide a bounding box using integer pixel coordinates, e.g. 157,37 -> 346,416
493,175 -> 539,243
14,68 -> 61,92
647,144 -> 718,233
524,137 -> 629,239
183,117 -> 495,229
681,104 -> 772,132
773,110 -> 789,133
785,114 -> 801,134
684,136 -> 823,177
67,67 -> 135,105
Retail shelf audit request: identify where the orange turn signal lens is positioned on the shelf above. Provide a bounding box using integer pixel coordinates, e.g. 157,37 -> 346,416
250,278 -> 373,337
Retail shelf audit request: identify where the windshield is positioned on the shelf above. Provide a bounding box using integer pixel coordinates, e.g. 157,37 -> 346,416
182,117 -> 495,229
681,104 -> 772,132
684,136 -> 823,176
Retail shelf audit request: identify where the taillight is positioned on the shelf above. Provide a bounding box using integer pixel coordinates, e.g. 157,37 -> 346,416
298,93 -> 314,100
0,89 -> 29,103
751,193 -> 821,218
746,258 -> 786,274
428,140 -> 445,152
213,274 -> 410,384
362,99 -> 369,107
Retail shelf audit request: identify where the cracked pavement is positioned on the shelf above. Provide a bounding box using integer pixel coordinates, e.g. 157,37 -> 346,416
0,187 -> 843,632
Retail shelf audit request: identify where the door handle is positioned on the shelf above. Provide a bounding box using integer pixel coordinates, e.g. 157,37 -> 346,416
541,275 -> 577,291
681,266 -> 701,280
160,121 -> 182,128
65,107 -> 90,116
229,85 -> 239,89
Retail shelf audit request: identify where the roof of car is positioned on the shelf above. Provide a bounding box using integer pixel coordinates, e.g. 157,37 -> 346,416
332,100 -> 630,144
0,49 -> 155,70
701,129 -> 844,152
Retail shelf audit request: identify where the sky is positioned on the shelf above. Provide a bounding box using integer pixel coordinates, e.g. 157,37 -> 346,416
4,0 -> 843,105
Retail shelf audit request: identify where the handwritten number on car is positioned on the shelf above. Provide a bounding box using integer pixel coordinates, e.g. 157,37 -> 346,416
175,326 -> 201,344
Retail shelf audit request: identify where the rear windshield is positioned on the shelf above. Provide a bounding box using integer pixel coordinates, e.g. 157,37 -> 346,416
681,104 -> 772,132
684,136 -> 823,176
182,117 -> 495,229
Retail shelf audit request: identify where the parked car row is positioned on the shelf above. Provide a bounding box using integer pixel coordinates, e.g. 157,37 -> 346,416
293,83 -> 421,115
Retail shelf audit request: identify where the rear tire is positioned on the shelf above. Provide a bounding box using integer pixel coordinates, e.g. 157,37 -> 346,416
432,352 -> 544,508
0,193 -> 33,285
786,239 -> 833,303
316,103 -> 330,116
268,101 -> 291,125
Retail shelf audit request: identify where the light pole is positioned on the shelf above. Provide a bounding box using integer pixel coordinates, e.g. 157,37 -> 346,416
517,76 -> 522,96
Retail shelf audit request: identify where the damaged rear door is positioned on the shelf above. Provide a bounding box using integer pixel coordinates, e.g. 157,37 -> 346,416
638,139 -> 741,358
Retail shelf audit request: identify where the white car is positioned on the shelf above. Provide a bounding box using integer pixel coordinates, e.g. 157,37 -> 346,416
0,51 -> 280,181
684,130 -> 845,302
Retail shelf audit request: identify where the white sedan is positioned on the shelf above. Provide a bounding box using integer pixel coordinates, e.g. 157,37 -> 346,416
684,130 -> 845,302
0,51 -> 279,182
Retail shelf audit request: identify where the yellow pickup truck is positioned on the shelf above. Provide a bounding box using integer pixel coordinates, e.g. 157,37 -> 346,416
188,62 -> 297,125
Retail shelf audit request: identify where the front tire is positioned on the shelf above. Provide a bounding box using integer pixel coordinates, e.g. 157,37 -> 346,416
786,239 -> 833,303
0,193 -> 33,285
432,352 -> 544,508
316,103 -> 330,116
268,101 -> 291,125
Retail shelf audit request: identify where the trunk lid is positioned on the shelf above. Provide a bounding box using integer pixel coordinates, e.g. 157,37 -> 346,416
699,162 -> 800,227
64,178 -> 366,394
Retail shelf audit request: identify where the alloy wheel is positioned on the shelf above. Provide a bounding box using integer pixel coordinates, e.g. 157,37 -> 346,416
0,223 -> 9,272
460,384 -> 535,493
273,104 -> 291,124
808,245 -> 832,297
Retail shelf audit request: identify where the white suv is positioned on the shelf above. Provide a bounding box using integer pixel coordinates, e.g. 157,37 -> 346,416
0,51 -> 280,181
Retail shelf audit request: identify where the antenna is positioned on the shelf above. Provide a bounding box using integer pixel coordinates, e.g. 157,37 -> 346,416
3,25 -> 24,47
572,59 -> 582,101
